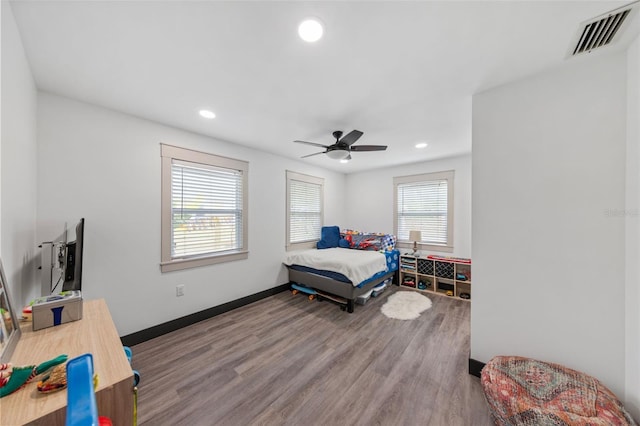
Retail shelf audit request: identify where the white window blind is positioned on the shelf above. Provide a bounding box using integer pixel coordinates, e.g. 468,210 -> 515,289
171,160 -> 244,259
394,170 -> 454,249
161,144 -> 248,272
286,171 -> 324,250
289,179 -> 322,243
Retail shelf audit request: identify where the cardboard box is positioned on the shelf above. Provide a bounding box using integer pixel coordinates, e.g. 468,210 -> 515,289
32,291 -> 83,331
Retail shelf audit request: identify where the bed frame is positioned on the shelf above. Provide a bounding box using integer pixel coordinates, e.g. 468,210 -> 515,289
287,267 -> 396,313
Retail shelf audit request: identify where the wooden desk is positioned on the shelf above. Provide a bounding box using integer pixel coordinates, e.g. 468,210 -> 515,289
1,299 -> 133,425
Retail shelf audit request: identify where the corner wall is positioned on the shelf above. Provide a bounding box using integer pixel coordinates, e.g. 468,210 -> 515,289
36,93 -> 347,336
1,1 -> 38,306
344,154 -> 471,258
1,1 -> 3,251
625,33 -> 640,420
471,52 -> 627,396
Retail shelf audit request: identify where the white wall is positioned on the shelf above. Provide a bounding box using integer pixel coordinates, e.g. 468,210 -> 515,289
626,34 -> 640,421
344,154 -> 471,258
1,1 -> 38,306
1,1 -> 3,251
36,93 -> 347,336
471,52 -> 627,396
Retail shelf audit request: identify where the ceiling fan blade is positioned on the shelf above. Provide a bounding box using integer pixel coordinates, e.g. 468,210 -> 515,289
339,130 -> 363,146
294,140 -> 329,149
301,151 -> 326,158
350,145 -> 387,152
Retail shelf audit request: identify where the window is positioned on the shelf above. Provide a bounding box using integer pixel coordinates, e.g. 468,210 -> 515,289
286,171 -> 324,250
394,170 -> 454,252
161,144 -> 248,272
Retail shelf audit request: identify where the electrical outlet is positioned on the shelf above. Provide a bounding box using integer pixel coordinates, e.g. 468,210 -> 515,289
176,284 -> 185,297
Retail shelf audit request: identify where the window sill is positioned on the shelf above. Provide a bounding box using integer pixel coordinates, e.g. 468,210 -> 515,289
286,241 -> 318,251
398,242 -> 453,254
161,250 -> 248,272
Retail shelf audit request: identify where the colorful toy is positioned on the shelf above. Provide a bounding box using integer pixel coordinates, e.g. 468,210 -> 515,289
0,354 -> 67,398
291,283 -> 316,301
402,276 -> 416,287
22,305 -> 32,321
37,363 -> 67,393
417,280 -> 432,290
0,363 -> 12,387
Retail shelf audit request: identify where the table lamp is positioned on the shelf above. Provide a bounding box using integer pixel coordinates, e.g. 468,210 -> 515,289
409,230 -> 422,256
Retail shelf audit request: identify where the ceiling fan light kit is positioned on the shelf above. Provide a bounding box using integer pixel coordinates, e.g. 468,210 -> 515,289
294,129 -> 387,161
326,149 -> 349,160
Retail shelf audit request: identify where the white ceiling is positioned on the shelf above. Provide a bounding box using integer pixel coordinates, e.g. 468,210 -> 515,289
9,0 -> 638,173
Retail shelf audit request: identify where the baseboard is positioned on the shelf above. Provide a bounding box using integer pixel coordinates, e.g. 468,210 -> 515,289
469,358 -> 486,378
120,283 -> 290,347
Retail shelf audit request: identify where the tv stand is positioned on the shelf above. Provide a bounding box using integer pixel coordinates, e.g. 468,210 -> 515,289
2,299 -> 133,425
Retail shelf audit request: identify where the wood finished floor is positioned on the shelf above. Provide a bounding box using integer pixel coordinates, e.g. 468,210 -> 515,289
132,286 -> 493,426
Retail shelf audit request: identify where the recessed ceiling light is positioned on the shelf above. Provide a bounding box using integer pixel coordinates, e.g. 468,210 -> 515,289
298,19 -> 323,42
415,142 -> 428,149
199,110 -> 216,119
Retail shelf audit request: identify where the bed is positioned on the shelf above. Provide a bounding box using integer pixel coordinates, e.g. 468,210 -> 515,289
284,247 -> 400,313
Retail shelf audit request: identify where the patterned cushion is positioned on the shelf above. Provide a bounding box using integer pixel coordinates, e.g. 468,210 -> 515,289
341,230 -> 396,252
381,234 -> 397,252
481,356 -> 637,426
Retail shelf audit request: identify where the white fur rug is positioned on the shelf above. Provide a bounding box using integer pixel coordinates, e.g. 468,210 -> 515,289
381,291 -> 432,320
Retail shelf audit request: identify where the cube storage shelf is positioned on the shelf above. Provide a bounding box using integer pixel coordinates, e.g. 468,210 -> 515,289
399,255 -> 472,301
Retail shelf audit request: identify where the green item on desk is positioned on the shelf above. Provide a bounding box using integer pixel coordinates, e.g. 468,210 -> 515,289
0,354 -> 67,398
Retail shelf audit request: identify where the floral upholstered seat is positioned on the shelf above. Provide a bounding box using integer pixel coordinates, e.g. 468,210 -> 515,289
481,356 -> 637,425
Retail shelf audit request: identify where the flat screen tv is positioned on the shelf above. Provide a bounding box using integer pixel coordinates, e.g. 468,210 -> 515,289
62,218 -> 84,292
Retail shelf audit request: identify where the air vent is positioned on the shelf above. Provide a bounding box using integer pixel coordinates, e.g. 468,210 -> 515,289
570,2 -> 638,57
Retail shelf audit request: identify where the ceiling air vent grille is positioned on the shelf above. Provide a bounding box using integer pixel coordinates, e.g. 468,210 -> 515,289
570,3 -> 637,57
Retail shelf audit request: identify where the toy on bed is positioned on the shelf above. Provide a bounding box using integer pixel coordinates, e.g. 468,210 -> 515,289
341,229 -> 397,252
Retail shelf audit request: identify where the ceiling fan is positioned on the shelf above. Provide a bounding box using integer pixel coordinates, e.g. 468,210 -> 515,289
294,130 -> 387,161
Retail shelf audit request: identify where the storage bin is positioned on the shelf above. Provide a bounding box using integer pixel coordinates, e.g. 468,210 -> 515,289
32,291 -> 83,331
371,281 -> 388,297
356,289 -> 373,305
